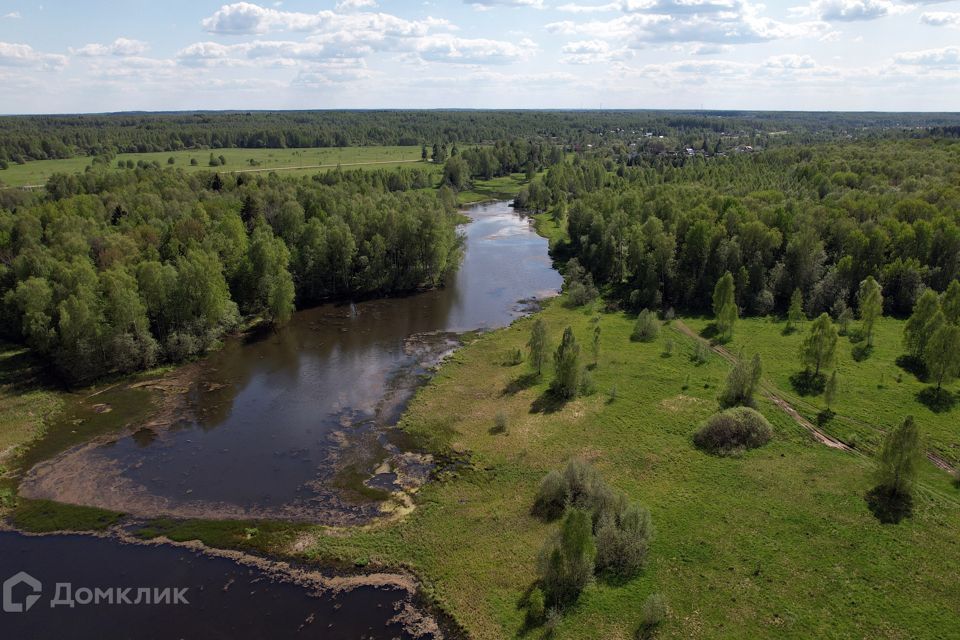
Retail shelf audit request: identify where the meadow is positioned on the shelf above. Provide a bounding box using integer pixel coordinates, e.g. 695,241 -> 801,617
281,298 -> 960,639
682,315 -> 960,465
0,145 -> 425,187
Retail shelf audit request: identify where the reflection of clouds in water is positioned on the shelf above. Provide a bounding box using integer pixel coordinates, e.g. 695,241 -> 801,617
484,226 -> 529,240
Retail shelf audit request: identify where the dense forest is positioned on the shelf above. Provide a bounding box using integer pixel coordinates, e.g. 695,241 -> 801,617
3,110 -> 960,164
0,133 -> 571,383
518,139 -> 960,319
0,166 -> 465,383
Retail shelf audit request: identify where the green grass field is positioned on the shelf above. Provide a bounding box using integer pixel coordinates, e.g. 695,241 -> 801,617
682,315 -> 960,465
0,146 -> 426,187
287,300 -> 960,639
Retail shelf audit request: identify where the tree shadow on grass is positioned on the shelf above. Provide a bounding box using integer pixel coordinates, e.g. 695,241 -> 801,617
917,387 -> 956,413
699,323 -> 719,341
502,372 -> 540,396
789,370 -> 826,396
530,389 -> 568,414
865,485 -> 913,524
851,342 -> 873,362
896,354 -> 927,381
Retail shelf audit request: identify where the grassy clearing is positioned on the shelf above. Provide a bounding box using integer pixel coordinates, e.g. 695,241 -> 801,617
0,342 -> 62,463
290,300 -> 960,639
682,315 -> 960,465
10,499 -> 122,532
0,146 -> 426,187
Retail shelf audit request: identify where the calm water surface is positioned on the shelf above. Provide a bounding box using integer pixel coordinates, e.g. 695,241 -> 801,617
23,200 -> 561,521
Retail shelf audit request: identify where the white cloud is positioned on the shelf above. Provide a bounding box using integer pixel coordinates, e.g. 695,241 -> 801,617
0,42 -> 67,70
71,38 -> 149,57
2,11 -> 20,19
793,0 -> 911,22
415,34 -> 536,63
464,0 -> 544,9
764,53 -> 817,68
894,45 -> 960,66
920,11 -> 960,27
690,43 -> 732,54
547,2 -> 828,46
559,39 -> 632,63
336,0 -> 378,10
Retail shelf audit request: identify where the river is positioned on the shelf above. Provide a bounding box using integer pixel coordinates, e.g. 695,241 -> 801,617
4,200 -> 562,638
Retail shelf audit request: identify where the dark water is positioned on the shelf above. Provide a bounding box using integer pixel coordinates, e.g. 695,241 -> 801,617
23,201 -> 562,522
0,532 -> 419,639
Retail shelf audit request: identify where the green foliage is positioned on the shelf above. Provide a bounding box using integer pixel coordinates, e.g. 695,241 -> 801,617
12,499 -> 123,533
693,406 -> 773,455
857,276 -> 883,348
492,410 -> 508,434
526,586 -> 546,626
538,508 -> 596,607
527,318 -> 550,376
594,503 -> 653,578
867,415 -> 923,523
592,325 -> 601,364
631,309 -> 660,342
787,288 -> 805,333
533,470 -> 569,520
639,594 -> 668,637
0,167 -> 462,382
824,370 -> 839,410
904,289 -> 942,359
924,320 -> 960,392
800,313 -> 839,376
942,280 -> 960,324
564,259 -> 599,307
691,340 -> 711,365
552,326 -> 581,399
713,272 -> 737,341
718,352 -> 762,408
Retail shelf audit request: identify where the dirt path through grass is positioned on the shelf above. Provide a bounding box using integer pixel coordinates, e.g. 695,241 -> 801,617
674,320 -> 856,453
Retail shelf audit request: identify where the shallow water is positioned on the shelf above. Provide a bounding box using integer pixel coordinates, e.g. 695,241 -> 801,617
0,531 -> 421,639
22,201 -> 562,521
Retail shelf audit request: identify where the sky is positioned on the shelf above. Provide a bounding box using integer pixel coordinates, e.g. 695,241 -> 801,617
1,0 -> 959,113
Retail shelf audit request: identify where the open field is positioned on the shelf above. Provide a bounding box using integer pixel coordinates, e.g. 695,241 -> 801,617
682,315 -> 960,466
278,299 -> 960,639
0,146 -> 427,187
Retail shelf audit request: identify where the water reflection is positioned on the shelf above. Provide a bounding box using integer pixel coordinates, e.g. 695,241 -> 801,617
22,201 -> 562,521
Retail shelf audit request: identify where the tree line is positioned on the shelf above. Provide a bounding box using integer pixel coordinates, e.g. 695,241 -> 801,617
518,139 -> 960,321
0,165 -> 463,383
5,110 -> 959,166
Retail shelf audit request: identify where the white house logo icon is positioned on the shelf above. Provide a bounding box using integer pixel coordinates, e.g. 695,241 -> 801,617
3,571 -> 42,613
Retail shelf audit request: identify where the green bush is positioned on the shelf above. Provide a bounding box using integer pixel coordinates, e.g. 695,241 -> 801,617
638,593 -> 668,637
631,309 -> 660,342
693,407 -> 772,455
595,503 -> 653,577
533,470 -> 568,520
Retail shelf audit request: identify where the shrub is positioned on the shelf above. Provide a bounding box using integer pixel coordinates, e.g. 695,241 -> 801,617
538,509 -> 596,607
631,309 -> 660,342
717,353 -> 762,408
693,407 -> 772,455
595,503 -> 653,578
492,411 -> 508,434
533,470 -> 568,520
692,341 -> 710,365
639,593 -> 668,637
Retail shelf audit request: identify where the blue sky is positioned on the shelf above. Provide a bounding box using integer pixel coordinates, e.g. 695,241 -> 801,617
1,0 -> 959,113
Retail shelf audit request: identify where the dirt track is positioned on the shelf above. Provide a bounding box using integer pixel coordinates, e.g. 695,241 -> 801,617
674,320 -> 870,455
